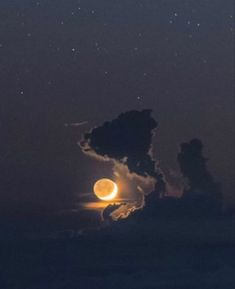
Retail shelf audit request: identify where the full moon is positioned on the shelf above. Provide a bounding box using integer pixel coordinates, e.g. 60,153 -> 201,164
93,178 -> 118,201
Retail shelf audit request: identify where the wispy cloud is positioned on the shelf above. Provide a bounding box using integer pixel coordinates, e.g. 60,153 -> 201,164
64,121 -> 88,127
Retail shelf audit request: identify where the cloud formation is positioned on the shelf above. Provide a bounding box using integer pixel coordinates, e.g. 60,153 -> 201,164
178,138 -> 222,215
80,110 -> 165,220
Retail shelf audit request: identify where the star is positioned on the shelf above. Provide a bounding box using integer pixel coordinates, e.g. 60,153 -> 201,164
137,96 -> 143,101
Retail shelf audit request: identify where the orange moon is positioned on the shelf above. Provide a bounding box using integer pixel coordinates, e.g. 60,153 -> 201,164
93,178 -> 118,201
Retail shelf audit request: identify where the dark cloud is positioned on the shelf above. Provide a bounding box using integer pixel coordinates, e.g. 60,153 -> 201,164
80,110 -> 166,220
80,110 -> 157,177
178,138 -> 222,215
118,138 -> 223,223
178,139 -> 217,192
80,112 -> 223,223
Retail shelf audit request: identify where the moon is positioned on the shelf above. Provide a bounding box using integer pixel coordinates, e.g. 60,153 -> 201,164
93,178 -> 118,201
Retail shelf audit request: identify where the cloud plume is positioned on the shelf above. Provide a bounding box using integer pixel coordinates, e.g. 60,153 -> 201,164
79,110 -> 165,220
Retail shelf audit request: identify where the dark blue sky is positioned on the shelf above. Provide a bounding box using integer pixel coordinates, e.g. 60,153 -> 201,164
0,0 -> 234,224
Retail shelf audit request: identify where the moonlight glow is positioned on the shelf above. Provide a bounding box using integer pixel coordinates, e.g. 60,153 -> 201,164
93,178 -> 118,201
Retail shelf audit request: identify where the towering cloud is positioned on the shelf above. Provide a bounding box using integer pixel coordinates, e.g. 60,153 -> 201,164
80,110 -> 165,220
81,110 -> 156,176
178,139 -> 222,215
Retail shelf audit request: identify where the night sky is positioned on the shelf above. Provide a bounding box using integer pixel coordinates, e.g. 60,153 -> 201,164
0,1 -> 234,233
0,2 -> 235,289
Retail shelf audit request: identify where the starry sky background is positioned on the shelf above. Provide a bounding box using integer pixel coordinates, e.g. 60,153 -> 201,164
0,1 -> 234,233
